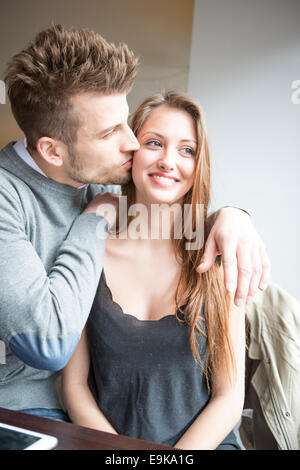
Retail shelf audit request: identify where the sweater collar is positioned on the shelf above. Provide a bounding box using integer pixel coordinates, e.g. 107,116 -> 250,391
0,142 -> 89,197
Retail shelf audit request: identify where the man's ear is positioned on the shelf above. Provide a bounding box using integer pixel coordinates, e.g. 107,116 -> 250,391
36,137 -> 67,167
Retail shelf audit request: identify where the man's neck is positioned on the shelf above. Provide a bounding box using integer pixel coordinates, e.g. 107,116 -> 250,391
28,146 -> 85,189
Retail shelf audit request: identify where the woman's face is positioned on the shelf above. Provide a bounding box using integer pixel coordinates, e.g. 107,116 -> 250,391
132,105 -> 197,206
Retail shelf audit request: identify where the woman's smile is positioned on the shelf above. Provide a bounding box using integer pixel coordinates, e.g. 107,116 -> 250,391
132,105 -> 197,205
148,171 -> 180,187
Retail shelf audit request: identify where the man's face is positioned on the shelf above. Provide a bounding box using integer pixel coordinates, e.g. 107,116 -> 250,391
63,92 -> 139,185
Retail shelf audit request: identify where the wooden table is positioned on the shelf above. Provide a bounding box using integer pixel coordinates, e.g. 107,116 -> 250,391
0,407 -> 172,450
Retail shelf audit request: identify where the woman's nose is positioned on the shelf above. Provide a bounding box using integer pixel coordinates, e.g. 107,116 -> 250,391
157,148 -> 175,171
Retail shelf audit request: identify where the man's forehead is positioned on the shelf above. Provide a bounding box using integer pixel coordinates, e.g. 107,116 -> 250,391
71,91 -> 128,115
71,91 -> 129,130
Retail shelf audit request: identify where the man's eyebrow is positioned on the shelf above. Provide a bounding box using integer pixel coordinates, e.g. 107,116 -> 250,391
96,124 -> 120,138
96,111 -> 130,138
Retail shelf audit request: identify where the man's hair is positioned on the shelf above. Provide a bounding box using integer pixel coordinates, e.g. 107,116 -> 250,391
4,24 -> 138,149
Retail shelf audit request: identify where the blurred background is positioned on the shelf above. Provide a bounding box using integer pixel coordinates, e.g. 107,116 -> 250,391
0,0 -> 299,299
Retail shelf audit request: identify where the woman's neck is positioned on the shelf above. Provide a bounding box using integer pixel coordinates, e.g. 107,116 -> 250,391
123,194 -> 183,242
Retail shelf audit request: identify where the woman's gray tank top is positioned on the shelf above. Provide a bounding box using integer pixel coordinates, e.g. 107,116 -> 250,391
86,271 -> 239,449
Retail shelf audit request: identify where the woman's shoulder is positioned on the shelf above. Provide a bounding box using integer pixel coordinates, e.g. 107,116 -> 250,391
97,191 -> 121,204
105,234 -> 137,259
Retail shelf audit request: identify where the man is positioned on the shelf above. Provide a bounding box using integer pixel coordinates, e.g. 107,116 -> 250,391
0,25 -> 270,420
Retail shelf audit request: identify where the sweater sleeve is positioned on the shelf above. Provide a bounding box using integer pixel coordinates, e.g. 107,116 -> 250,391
0,186 -> 108,371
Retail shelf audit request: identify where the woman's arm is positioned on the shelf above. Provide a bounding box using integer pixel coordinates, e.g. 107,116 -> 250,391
174,299 -> 246,450
61,327 -> 118,434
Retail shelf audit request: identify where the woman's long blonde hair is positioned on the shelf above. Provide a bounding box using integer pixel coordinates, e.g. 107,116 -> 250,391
121,91 -> 234,386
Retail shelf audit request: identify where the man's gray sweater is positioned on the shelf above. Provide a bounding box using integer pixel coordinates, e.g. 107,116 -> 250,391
0,142 -> 112,410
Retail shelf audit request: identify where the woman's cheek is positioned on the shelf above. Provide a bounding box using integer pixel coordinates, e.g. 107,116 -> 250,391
132,149 -> 152,174
131,151 -> 145,187
182,159 -> 196,181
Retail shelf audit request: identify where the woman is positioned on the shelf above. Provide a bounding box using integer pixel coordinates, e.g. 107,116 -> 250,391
61,91 -> 245,450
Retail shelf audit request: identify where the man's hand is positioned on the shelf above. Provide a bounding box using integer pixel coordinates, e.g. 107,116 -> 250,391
83,192 -> 119,229
197,207 -> 271,307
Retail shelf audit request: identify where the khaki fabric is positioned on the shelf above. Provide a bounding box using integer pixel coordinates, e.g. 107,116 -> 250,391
242,283 -> 300,450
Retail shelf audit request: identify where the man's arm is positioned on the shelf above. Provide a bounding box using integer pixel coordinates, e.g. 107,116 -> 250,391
0,186 -> 108,371
198,207 -> 271,307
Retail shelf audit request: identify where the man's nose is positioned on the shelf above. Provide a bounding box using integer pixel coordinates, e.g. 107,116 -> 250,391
122,126 -> 140,152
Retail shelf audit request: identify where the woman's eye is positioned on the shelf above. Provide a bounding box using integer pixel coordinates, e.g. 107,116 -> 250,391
181,147 -> 196,156
145,140 -> 162,148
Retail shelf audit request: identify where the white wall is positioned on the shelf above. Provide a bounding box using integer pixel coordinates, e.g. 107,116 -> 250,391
188,0 -> 300,300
